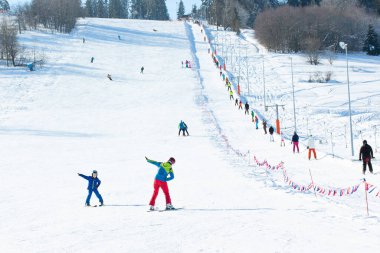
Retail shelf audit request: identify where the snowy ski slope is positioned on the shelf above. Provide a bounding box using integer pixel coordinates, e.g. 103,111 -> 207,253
0,18 -> 379,253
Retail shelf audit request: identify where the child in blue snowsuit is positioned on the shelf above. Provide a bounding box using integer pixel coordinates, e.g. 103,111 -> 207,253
78,170 -> 104,206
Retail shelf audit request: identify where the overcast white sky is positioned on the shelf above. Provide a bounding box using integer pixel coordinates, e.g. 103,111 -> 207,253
7,0 -> 203,20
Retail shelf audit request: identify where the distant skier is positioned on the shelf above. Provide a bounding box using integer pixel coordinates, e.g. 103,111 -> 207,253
307,134 -> 317,160
178,120 -> 189,136
227,82 -> 232,91
269,126 -> 274,142
140,66 -> 144,74
244,102 -> 249,115
251,110 -> 255,122
235,98 -> 239,106
181,61 -> 184,68
292,132 -> 299,153
263,120 -> 267,134
145,157 -> 176,210
229,90 -> 234,100
78,170 -> 104,207
280,131 -> 285,147
255,116 -> 259,129
118,34 -> 121,40
107,74 -> 113,81
91,57 -> 94,63
185,60 -> 189,68
83,38 -> 85,43
238,100 -> 243,110
359,140 -> 375,174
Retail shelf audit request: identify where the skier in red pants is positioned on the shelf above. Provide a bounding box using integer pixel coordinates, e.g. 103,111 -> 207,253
145,156 -> 176,211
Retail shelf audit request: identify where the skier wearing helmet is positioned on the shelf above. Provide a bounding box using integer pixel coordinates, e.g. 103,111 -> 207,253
145,156 -> 176,210
78,170 -> 104,206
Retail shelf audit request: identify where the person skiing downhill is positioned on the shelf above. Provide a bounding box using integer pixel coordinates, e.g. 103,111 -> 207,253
178,120 -> 189,136
235,98 -> 239,106
145,157 -> 176,210
78,170 -> 104,206
251,110 -> 255,122
238,100 -> 243,110
307,134 -> 317,160
229,90 -> 234,100
107,74 -> 112,81
269,126 -> 275,142
263,120 -> 267,134
255,116 -> 259,129
359,140 -> 375,174
244,102 -> 249,115
292,131 -> 300,153
140,66 -> 144,74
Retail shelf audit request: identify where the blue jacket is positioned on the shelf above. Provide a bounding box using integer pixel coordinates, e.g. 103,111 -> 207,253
179,121 -> 187,130
79,174 -> 101,190
146,159 -> 174,182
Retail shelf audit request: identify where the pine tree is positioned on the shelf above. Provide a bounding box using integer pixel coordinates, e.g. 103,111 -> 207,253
177,0 -> 185,19
363,24 -> 380,55
155,0 -> 169,20
288,0 -> 299,6
97,0 -> 106,18
192,4 -> 197,17
131,0 -> 146,19
85,0 -> 95,16
109,0 -> 123,18
0,0 -> 10,11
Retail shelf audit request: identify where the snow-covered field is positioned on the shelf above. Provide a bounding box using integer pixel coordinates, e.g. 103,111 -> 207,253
0,18 -> 380,252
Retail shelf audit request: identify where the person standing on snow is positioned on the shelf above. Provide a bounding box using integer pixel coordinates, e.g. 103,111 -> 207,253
229,90 -> 234,100
269,126 -> 275,142
244,102 -> 249,115
91,57 -> 94,63
251,110 -> 255,122
145,157 -> 176,210
359,140 -> 375,174
238,100 -> 243,110
291,132 -> 300,153
107,74 -> 113,81
235,98 -> 239,106
140,66 -> 144,74
78,170 -> 104,206
178,120 -> 189,136
255,116 -> 259,129
263,120 -> 267,134
307,134 -> 317,160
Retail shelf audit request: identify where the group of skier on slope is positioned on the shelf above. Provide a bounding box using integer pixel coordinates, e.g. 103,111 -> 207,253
77,23 -> 376,210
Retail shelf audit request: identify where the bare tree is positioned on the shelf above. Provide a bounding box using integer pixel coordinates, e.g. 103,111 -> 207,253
0,18 -> 19,66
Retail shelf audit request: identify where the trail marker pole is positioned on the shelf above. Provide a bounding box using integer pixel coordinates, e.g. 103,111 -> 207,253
308,168 -> 317,198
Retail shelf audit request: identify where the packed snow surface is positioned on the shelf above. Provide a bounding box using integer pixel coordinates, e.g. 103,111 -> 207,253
0,18 -> 380,253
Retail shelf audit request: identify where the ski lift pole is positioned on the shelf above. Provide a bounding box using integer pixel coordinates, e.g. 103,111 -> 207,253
266,104 -> 285,134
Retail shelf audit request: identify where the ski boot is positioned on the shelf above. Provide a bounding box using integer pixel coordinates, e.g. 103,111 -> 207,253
85,203 -> 91,207
149,205 -> 155,211
166,204 -> 175,210
99,202 -> 104,207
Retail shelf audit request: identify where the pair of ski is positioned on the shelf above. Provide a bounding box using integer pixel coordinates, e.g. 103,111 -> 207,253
147,207 -> 184,212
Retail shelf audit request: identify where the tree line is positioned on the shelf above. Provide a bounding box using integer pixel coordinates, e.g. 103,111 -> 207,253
84,0 -> 169,21
254,1 -> 380,56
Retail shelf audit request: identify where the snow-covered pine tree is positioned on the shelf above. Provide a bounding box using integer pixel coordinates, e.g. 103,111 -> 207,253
363,24 -> 380,55
177,0 -> 185,20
